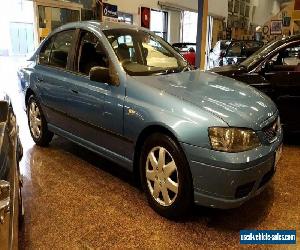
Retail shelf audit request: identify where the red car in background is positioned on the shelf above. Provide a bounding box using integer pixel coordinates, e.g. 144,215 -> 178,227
173,43 -> 196,66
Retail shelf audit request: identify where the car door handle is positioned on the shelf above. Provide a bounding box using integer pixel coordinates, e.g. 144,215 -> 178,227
71,89 -> 78,94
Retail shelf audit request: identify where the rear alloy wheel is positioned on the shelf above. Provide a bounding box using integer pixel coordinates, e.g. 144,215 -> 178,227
27,96 -> 53,146
140,133 -> 193,219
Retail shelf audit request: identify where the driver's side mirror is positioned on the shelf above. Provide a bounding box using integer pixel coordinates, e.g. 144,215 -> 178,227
261,60 -> 274,73
0,101 -> 9,123
89,66 -> 110,84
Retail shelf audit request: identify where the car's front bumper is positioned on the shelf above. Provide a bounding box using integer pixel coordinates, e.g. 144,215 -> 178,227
181,132 -> 282,209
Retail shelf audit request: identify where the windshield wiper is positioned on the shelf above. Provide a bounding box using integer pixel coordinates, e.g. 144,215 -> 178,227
154,68 -> 178,76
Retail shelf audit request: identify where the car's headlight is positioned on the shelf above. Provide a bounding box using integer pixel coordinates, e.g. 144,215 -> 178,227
208,127 -> 261,153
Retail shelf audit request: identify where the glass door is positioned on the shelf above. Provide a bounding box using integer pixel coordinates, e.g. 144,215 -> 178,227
37,5 -> 80,42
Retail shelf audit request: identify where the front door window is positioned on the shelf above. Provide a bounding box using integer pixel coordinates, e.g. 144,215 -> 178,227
76,31 -> 109,77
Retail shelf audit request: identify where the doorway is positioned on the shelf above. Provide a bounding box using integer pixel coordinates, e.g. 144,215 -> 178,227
9,22 -> 34,55
34,0 -> 82,43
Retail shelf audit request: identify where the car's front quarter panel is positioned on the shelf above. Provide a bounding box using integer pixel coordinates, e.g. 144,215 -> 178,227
17,60 -> 37,111
183,117 -> 283,208
124,77 -> 228,150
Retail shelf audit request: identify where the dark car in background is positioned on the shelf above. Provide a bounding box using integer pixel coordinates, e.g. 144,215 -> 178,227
0,92 -> 23,249
211,34 -> 300,131
172,43 -> 196,54
208,40 -> 264,69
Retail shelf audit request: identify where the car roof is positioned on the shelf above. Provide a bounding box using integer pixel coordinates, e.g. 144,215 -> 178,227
280,34 -> 300,43
173,43 -> 196,46
52,20 -> 145,33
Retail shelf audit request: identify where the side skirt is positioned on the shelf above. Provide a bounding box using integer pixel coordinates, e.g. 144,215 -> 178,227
48,124 -> 133,172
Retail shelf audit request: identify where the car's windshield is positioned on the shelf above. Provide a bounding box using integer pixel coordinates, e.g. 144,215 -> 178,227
240,39 -> 284,69
103,29 -> 188,76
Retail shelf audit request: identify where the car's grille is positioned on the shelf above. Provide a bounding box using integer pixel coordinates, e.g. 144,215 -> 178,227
263,117 -> 281,143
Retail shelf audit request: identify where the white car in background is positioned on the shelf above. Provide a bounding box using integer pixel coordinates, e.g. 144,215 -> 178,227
208,40 -> 231,69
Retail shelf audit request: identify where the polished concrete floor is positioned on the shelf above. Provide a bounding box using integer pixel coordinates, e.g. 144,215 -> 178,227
1,56 -> 299,249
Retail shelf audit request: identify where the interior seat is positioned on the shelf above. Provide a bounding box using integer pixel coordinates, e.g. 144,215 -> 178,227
79,43 -> 99,75
116,44 -> 130,61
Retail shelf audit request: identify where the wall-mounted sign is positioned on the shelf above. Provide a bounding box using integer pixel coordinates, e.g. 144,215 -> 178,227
141,7 -> 150,29
103,3 -> 118,19
295,0 -> 300,11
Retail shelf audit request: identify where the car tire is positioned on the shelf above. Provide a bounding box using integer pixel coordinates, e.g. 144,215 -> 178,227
27,95 -> 53,146
140,133 -> 193,219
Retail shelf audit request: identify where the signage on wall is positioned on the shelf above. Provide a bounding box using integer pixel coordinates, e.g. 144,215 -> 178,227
103,3 -> 118,22
270,20 -> 282,35
295,0 -> 300,10
141,7 -> 150,29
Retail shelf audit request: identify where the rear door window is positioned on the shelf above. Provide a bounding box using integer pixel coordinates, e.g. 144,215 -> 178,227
227,42 -> 242,57
39,30 -> 75,69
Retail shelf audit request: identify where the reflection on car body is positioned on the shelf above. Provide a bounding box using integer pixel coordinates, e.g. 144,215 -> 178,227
208,40 -> 264,69
18,21 -> 282,219
0,93 -> 23,250
211,34 -> 300,131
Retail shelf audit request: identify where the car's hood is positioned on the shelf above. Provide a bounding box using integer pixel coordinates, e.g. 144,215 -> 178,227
134,70 -> 277,130
210,64 -> 238,72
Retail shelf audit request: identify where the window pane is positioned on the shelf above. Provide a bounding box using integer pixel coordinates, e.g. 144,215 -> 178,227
150,10 -> 168,40
78,31 -> 109,75
282,46 -> 300,66
39,37 -> 54,65
49,30 -> 74,69
227,42 -> 242,57
182,11 -> 198,43
142,36 -> 178,68
114,35 -> 137,62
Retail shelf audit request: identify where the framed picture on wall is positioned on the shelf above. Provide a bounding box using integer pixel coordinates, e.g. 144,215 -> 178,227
228,0 -> 233,13
270,20 -> 282,35
234,0 -> 240,14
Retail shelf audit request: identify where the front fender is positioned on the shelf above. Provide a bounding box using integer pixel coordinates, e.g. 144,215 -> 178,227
124,80 -> 227,149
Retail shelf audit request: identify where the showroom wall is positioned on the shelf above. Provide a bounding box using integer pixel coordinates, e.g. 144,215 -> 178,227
0,0 -> 34,55
106,0 -> 197,18
208,0 -> 228,18
168,10 -> 181,44
251,0 -> 281,26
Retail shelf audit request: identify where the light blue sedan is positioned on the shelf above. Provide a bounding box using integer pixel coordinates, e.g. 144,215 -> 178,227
18,21 -> 282,219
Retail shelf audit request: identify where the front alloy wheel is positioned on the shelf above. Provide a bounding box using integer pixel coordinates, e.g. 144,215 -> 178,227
146,146 -> 179,206
140,133 -> 193,219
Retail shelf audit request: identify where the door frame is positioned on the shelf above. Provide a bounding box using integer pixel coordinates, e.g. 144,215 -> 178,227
33,0 -> 83,47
